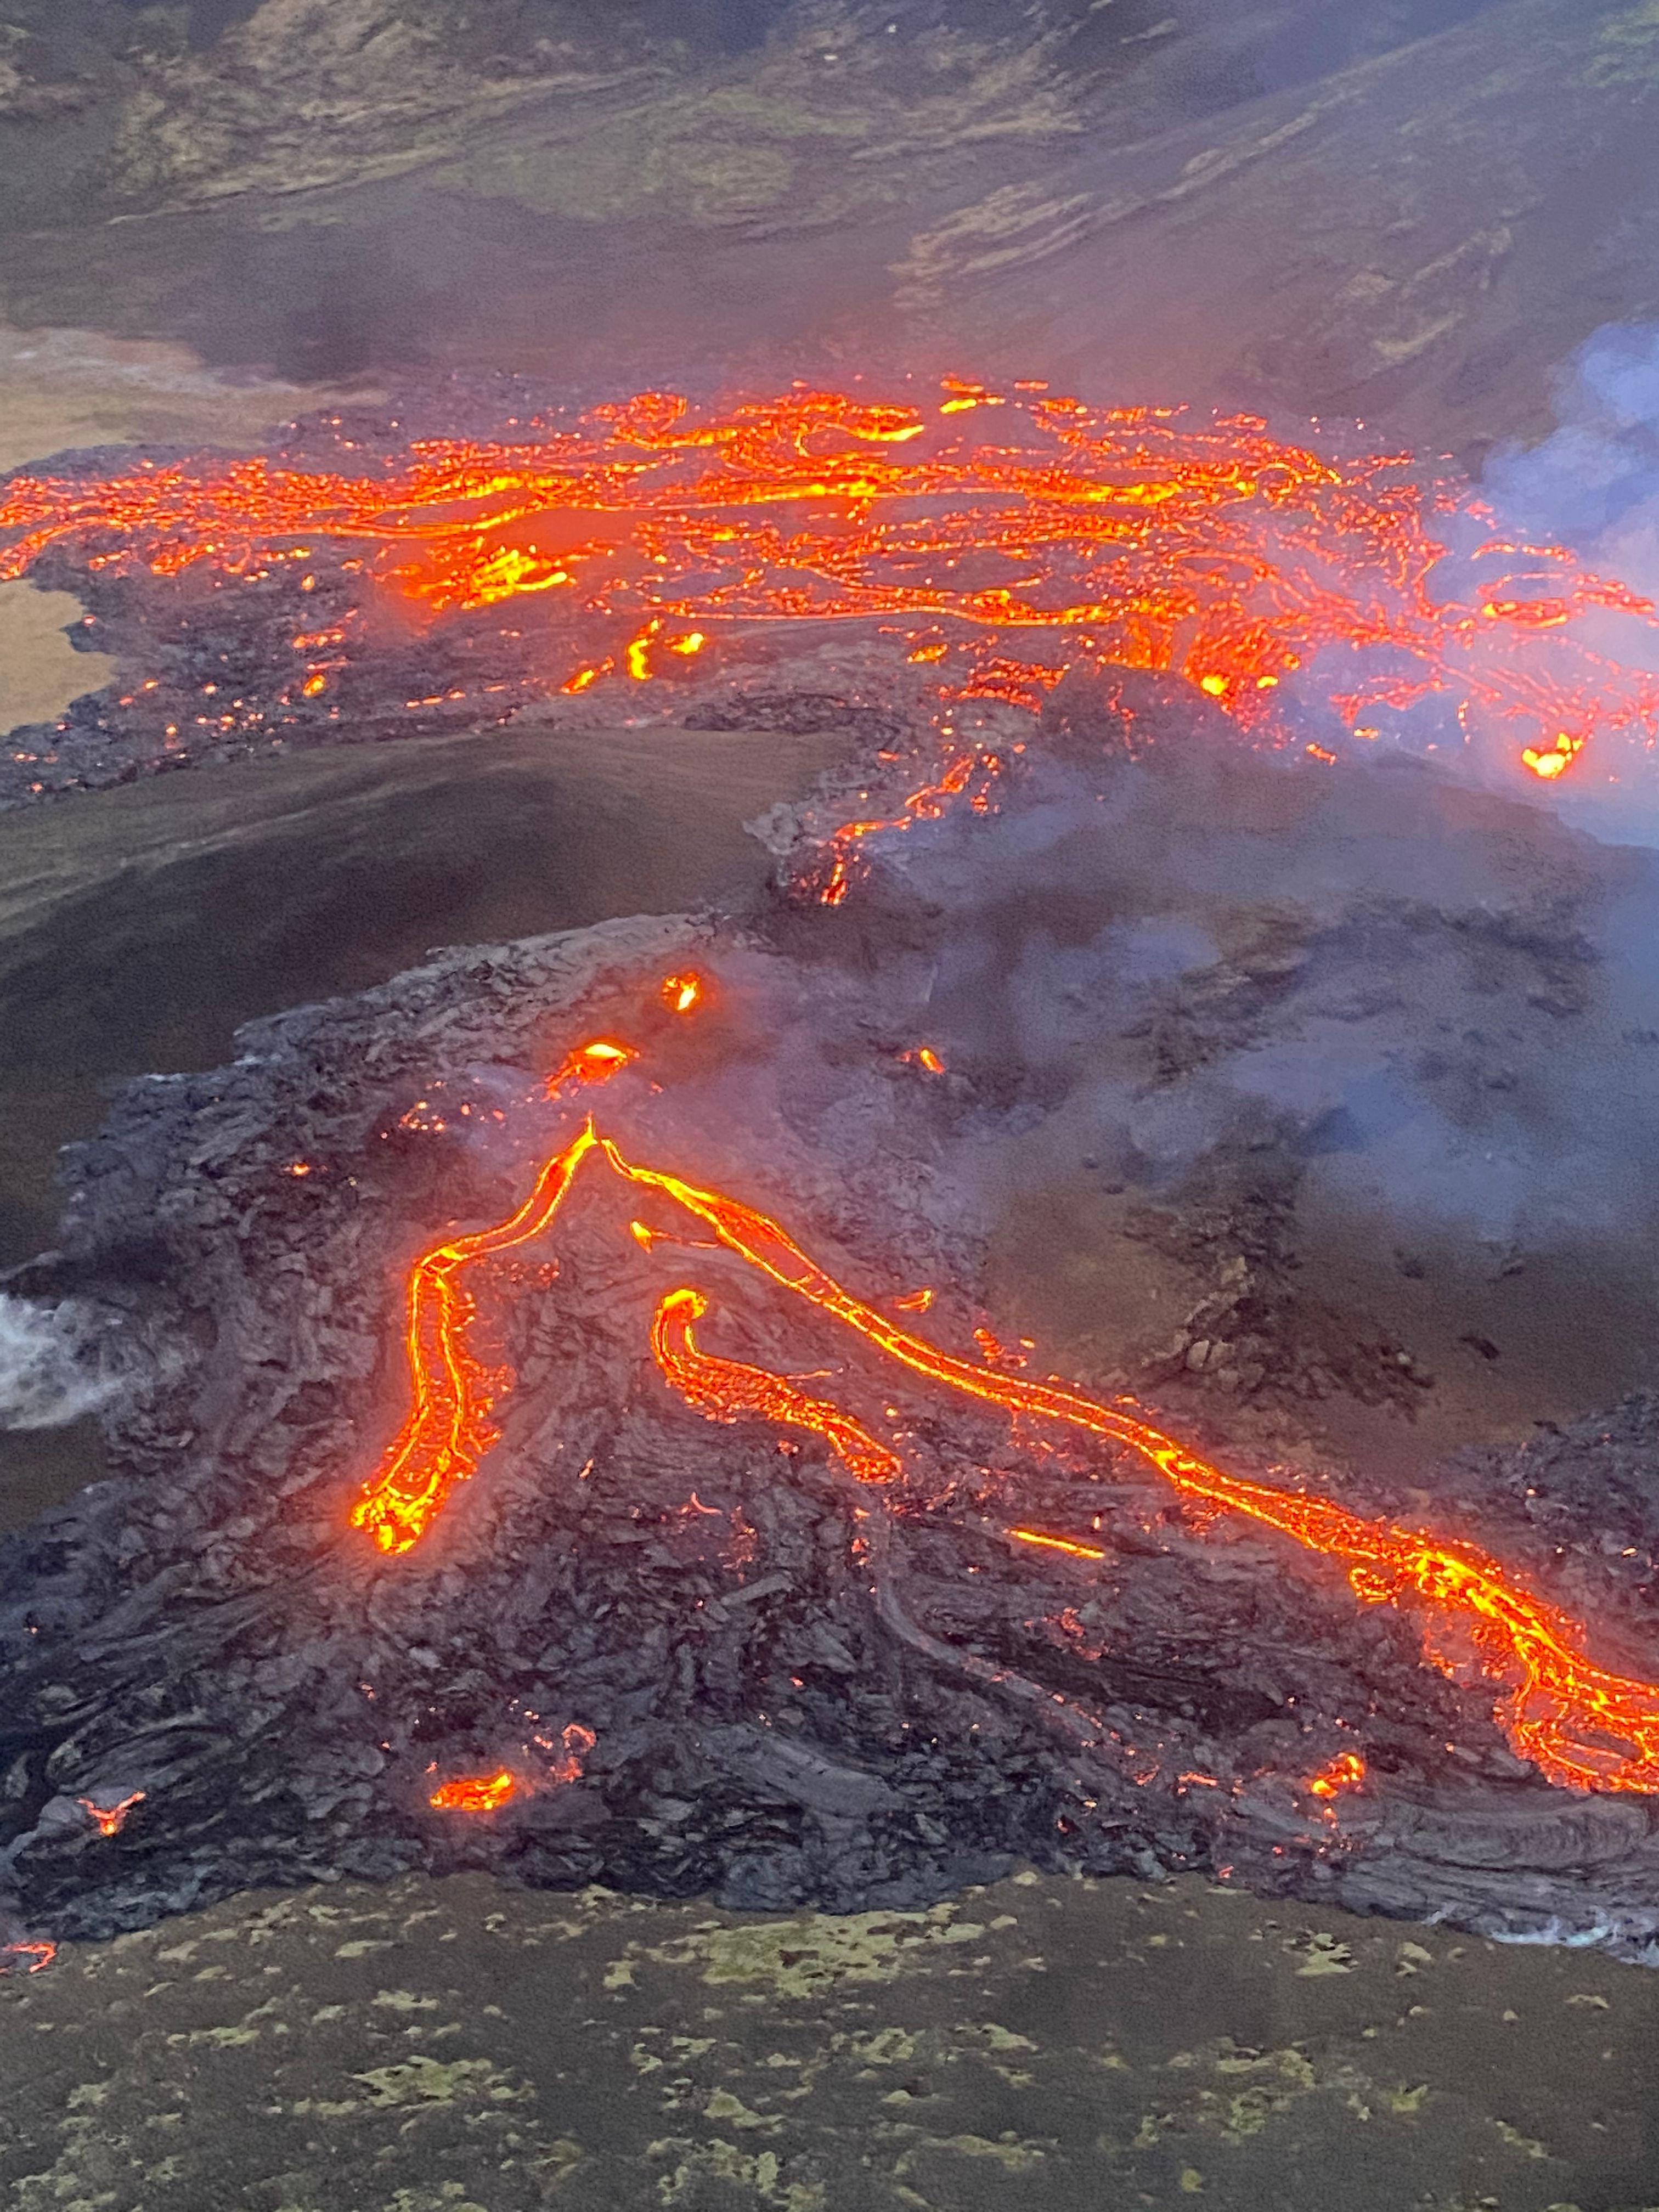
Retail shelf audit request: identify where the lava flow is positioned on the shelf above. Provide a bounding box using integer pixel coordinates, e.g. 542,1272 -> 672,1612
355,1077 -> 1659,1799
7,381 -> 1659,783
349,1122 -> 602,1555
652,1284 -> 900,1484
0,1939 -> 57,1974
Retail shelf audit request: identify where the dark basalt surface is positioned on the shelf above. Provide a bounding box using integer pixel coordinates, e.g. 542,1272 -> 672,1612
8,684 -> 1659,1959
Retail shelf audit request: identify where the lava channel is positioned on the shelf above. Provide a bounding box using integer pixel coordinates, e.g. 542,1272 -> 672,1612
353,1093 -> 1659,1799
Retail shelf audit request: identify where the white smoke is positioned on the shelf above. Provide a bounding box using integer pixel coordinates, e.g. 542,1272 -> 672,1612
1477,322 -> 1659,838
1255,326 -> 1659,828
1485,322 -> 1659,597
0,1294 -> 133,1430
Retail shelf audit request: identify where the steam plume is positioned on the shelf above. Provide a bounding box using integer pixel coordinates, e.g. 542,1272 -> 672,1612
0,1294 -> 132,1430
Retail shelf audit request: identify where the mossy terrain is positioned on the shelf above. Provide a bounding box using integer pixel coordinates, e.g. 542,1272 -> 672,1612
6,1867 -> 1658,2208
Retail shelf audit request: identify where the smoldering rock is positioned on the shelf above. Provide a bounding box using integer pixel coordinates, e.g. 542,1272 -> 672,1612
1040,661 -> 1241,766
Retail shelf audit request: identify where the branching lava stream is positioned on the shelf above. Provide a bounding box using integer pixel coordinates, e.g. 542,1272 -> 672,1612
355,1059 -> 1659,1801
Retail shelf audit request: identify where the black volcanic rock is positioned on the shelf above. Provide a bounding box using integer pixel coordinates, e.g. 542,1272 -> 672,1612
8,714 -> 1659,1960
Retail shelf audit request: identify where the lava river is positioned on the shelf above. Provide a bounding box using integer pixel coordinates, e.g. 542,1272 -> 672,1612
353,1003 -> 1659,1805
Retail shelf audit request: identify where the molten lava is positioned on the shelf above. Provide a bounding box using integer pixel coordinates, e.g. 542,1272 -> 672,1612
5,381 -> 1659,784
426,1722 -> 595,1814
77,1790 -> 145,1837
355,1105 -> 1659,1800
1305,1750 -> 1367,1802
1009,1528 -> 1111,1562
652,1284 -> 900,1483
350,1122 -> 601,1555
429,1768 -> 517,1812
0,1939 -> 55,1973
544,1039 -> 635,1098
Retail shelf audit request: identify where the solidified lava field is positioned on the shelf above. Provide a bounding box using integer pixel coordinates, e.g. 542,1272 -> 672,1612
12,655 -> 1659,1962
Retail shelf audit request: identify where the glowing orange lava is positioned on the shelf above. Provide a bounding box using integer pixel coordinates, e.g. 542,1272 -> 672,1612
356,1116 -> 1659,1797
429,1768 -> 517,1812
426,1723 -> 594,1813
1305,1750 -> 1367,1801
7,382 -> 1659,784
1009,1527 -> 1110,1562
652,1285 -> 899,1483
77,1790 -> 145,1837
662,973 -> 703,1015
0,1939 -> 55,1974
350,1122 -> 601,1553
545,1039 -> 635,1098
1522,733 -> 1588,780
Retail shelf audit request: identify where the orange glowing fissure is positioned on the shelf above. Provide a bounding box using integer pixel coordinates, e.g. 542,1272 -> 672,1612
355,1066 -> 1659,1799
5,381 -> 1658,785
77,1790 -> 145,1837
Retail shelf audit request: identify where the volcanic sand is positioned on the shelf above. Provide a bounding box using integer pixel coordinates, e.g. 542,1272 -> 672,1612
0,584 -> 112,731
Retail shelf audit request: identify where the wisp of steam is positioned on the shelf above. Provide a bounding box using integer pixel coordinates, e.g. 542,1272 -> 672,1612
0,1294 -> 136,1430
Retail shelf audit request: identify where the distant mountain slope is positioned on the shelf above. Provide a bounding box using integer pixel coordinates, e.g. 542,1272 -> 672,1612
0,0 -> 1649,455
